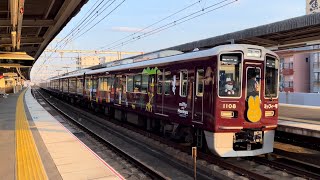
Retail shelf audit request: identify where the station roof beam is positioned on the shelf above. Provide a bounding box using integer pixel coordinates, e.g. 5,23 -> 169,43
164,13 -> 320,52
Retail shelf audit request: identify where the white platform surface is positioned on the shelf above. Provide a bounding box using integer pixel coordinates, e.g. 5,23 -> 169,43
25,89 -> 124,180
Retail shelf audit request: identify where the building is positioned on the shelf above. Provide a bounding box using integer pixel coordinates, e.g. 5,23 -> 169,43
277,51 -> 310,93
310,45 -> 320,92
76,56 -> 121,70
76,56 -> 100,70
99,56 -> 120,64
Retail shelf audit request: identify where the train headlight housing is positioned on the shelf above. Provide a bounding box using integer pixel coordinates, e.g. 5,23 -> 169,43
221,111 -> 234,118
247,48 -> 261,58
265,111 -> 275,117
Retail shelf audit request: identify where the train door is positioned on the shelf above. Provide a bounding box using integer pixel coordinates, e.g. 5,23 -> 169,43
192,67 -> 205,123
244,62 -> 263,123
155,69 -> 171,116
115,75 -> 126,105
91,76 -> 98,101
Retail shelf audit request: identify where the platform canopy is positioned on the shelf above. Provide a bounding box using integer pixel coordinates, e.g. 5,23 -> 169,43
0,0 -> 88,78
164,13 -> 320,52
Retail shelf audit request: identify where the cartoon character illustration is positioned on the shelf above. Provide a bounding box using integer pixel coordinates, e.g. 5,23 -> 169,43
172,75 -> 176,95
247,96 -> 262,122
224,77 -> 235,95
145,92 -> 154,112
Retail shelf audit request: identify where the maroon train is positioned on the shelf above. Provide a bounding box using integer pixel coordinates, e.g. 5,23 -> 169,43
41,44 -> 279,157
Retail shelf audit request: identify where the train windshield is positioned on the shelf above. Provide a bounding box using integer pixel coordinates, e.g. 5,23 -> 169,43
265,57 -> 279,98
218,53 -> 242,97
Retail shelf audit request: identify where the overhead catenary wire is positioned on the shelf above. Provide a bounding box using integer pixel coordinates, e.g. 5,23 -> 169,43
105,0 -> 237,50
57,0 -> 106,47
41,0 -> 114,64
60,0 -> 116,48
65,0 -> 126,45
99,0 -> 204,50
33,0 -> 127,78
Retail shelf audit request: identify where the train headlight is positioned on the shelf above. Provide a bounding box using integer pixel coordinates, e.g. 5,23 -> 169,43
247,48 -> 261,58
265,111 -> 275,117
221,111 -> 234,118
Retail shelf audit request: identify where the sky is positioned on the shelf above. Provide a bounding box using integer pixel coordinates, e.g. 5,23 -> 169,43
30,0 -> 306,81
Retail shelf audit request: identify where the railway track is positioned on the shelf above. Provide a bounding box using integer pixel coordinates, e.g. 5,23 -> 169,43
36,88 -> 319,180
249,155 -> 320,180
275,131 -> 320,151
33,88 -> 218,180
33,89 -> 168,180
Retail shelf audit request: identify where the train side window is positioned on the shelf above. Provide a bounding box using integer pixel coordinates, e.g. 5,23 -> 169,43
180,70 -> 188,97
164,71 -> 171,95
157,74 -> 162,94
141,75 -> 149,93
126,76 -> 133,92
196,69 -> 204,96
134,75 -> 141,92
92,78 -> 98,89
85,78 -> 91,90
103,77 -> 108,91
99,77 -> 107,91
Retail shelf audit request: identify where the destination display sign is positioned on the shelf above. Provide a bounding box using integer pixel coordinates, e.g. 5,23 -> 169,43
221,55 -> 240,64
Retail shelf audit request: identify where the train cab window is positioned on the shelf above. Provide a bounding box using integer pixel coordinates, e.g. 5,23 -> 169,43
246,67 -> 261,99
219,54 -> 242,97
141,75 -> 149,93
196,69 -> 204,96
265,57 -> 279,98
180,70 -> 188,97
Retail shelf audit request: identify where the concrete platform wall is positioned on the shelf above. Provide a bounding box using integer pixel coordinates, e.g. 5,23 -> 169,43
279,92 -> 320,106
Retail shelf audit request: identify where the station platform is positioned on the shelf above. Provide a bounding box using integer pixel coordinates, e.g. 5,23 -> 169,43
278,104 -> 320,138
0,88 -> 124,179
277,118 -> 320,138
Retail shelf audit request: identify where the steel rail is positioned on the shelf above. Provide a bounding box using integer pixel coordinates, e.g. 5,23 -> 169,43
33,89 -> 168,180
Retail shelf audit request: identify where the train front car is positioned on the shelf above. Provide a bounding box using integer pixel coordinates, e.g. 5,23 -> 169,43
205,45 -> 279,157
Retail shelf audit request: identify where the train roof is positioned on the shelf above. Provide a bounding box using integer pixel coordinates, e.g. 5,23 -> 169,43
86,44 -> 278,75
54,44 -> 278,80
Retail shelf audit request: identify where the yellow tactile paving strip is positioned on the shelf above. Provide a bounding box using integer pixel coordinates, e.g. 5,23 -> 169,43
15,89 -> 48,180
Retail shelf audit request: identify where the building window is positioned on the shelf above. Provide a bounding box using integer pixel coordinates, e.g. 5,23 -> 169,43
283,62 -> 293,69
284,81 -> 293,88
